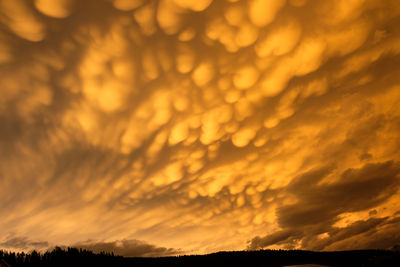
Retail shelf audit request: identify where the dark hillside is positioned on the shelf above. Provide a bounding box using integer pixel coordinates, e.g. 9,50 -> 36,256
1,248 -> 399,267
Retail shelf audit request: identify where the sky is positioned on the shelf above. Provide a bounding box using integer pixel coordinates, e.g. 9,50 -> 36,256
1,0 -> 400,257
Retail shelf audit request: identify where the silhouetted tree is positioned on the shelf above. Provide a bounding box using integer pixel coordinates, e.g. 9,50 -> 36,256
0,247 -> 399,266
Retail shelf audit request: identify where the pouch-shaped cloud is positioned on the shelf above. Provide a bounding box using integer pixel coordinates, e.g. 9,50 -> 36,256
34,0 -> 74,18
1,0 -> 46,41
248,0 -> 286,27
1,0 -> 400,256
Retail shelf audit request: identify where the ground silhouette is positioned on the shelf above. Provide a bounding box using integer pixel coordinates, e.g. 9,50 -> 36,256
1,247 -> 399,266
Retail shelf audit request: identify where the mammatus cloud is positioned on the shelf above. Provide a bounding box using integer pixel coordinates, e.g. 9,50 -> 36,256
1,0 -> 400,255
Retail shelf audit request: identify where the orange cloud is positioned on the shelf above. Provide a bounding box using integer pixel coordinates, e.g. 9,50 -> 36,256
1,0 -> 400,255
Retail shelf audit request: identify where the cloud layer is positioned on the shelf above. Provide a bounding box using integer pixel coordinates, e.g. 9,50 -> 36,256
1,0 -> 400,255
0,234 -> 179,257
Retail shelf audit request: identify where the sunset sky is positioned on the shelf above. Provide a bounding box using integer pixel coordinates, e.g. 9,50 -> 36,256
1,0 -> 400,257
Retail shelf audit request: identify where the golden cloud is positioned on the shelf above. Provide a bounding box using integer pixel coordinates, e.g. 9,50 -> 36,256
1,0 -> 400,255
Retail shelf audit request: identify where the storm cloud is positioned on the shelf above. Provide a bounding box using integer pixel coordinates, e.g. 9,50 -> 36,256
249,162 -> 400,250
0,234 -> 48,250
1,0 -> 400,255
71,239 -> 181,257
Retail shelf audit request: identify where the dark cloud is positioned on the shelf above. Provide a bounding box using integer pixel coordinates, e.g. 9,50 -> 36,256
0,236 -> 30,249
322,216 -> 400,250
278,161 -> 400,228
310,217 -> 388,250
71,239 -> 181,257
250,215 -> 400,251
248,229 -> 303,250
1,0 -> 400,254
0,235 -> 181,257
249,161 -> 400,250
0,235 -> 48,250
369,209 -> 378,216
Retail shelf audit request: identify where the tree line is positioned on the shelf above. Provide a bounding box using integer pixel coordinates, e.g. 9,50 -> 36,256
0,247 -> 122,267
1,247 -> 399,266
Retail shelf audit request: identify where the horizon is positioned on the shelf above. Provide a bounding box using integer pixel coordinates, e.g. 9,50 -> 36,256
1,248 -> 399,267
1,246 -> 399,257
1,0 -> 400,257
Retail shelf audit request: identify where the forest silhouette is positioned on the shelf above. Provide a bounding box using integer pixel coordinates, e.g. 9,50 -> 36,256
1,247 -> 400,266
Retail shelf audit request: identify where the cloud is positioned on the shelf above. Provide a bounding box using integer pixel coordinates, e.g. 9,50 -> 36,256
249,162 -> 400,250
0,234 -> 48,250
318,216 -> 400,251
278,161 -> 400,228
70,239 -> 181,257
0,234 -> 180,257
1,0 -> 400,254
249,215 -> 400,251
248,229 -> 303,250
